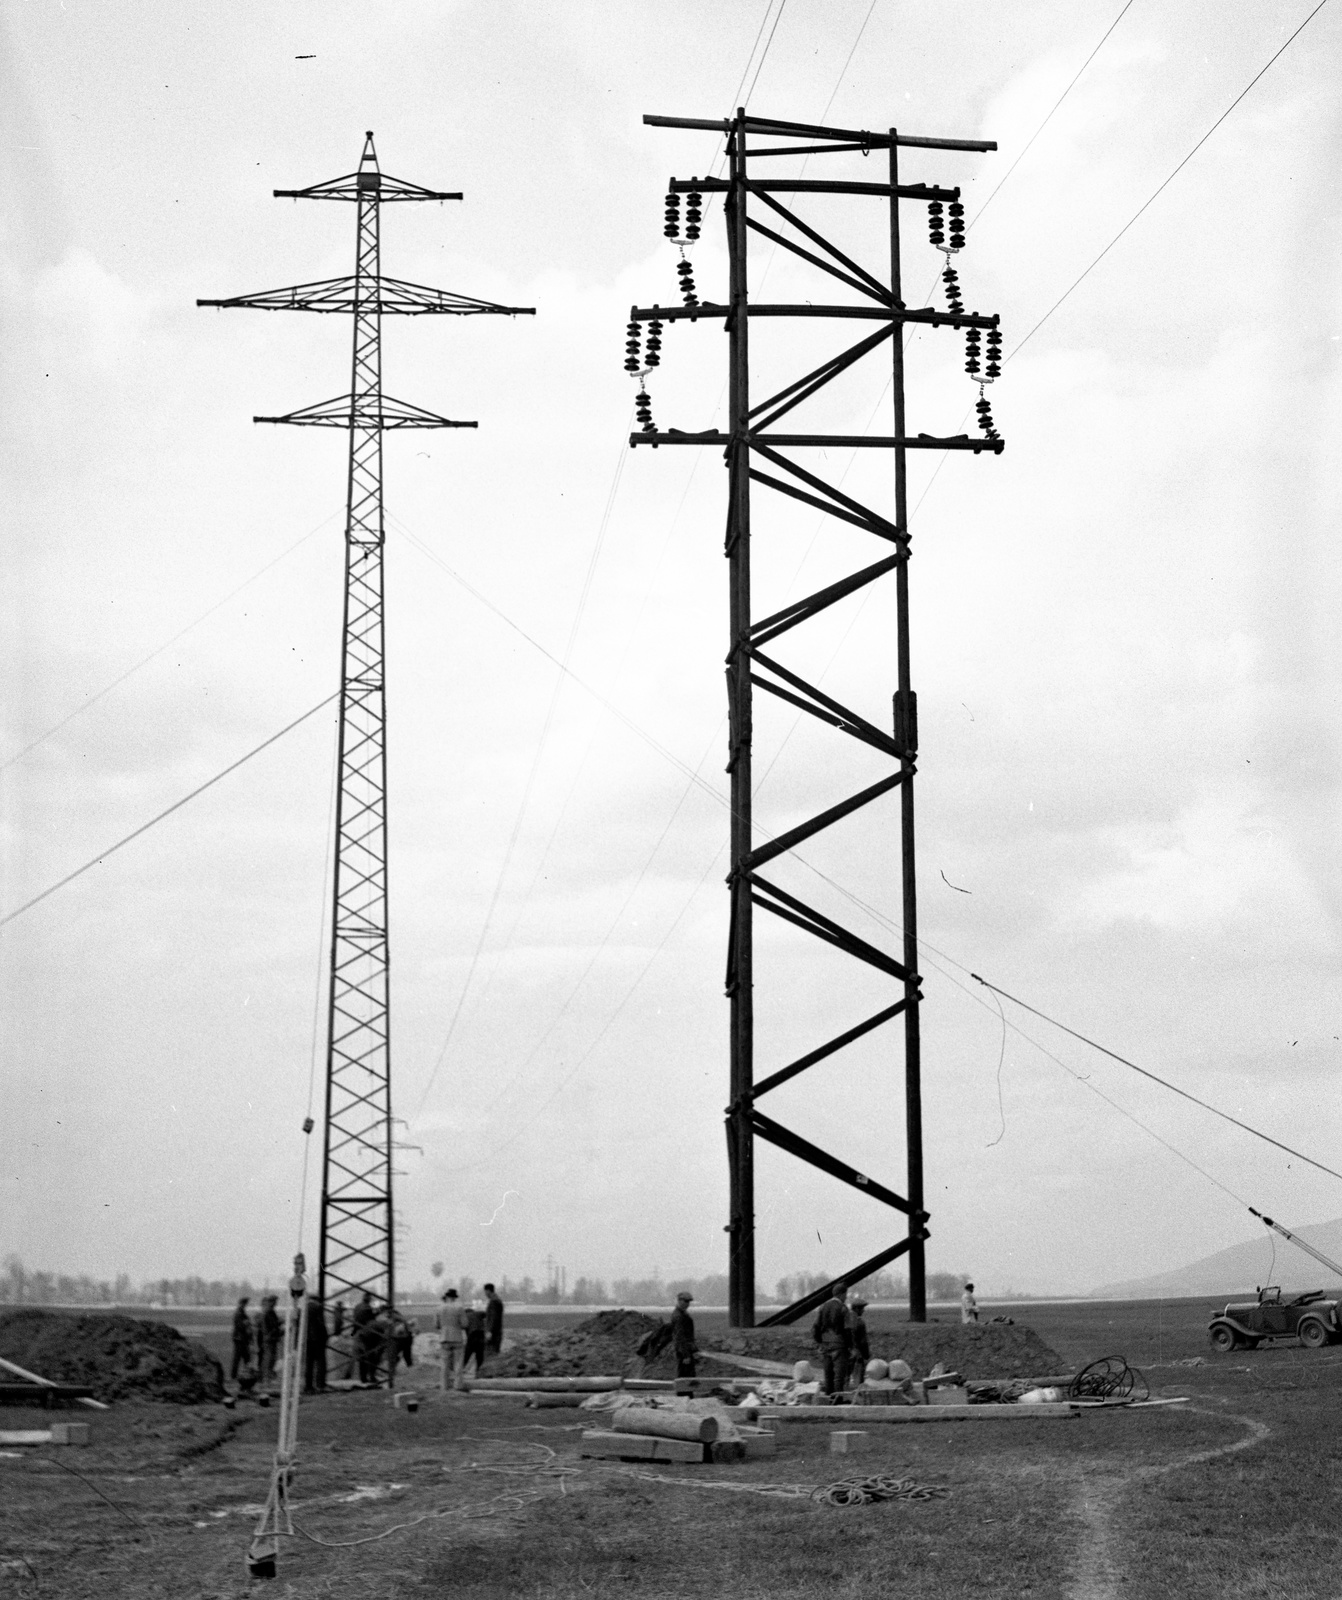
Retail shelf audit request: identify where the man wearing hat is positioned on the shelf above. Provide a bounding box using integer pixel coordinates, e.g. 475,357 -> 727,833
435,1288 -> 465,1391
669,1291 -> 697,1378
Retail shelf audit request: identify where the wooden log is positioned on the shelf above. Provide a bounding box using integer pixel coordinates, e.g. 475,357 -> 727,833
760,1403 -> 1080,1423
580,1430 -> 705,1463
697,1351 -> 795,1377
0,1430 -> 54,1445
526,1393 -> 583,1408
611,1409 -> 719,1444
464,1376 -> 622,1393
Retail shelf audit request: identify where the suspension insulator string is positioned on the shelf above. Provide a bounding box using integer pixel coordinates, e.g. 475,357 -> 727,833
929,198 -> 1003,445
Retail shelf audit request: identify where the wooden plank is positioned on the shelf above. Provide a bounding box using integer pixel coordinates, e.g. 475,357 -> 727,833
0,1355 -> 108,1410
697,1351 -> 794,1378
463,1376 -> 621,1392
580,1430 -> 706,1463
759,1404 -> 1081,1423
0,1430 -> 54,1445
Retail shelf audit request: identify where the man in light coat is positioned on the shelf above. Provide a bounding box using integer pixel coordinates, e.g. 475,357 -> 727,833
435,1288 -> 465,1390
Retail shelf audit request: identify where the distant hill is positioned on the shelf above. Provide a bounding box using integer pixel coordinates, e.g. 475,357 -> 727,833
1092,1217 -> 1342,1300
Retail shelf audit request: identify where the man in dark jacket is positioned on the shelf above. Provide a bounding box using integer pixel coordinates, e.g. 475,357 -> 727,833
461,1300 -> 488,1381
811,1283 -> 851,1394
258,1296 -> 282,1387
845,1297 -> 871,1384
303,1296 -> 328,1394
669,1292 -> 697,1378
351,1290 -> 379,1383
483,1284 -> 505,1355
230,1297 -> 253,1383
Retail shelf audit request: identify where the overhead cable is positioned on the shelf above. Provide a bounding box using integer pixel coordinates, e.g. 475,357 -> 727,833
395,429 -> 632,1097
1,510 -> 337,775
971,973 -> 1342,1185
0,694 -> 338,930
970,0 -> 1135,229
1010,0 -> 1331,359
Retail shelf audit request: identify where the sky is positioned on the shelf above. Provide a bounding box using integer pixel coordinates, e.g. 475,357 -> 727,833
2,0 -> 1340,1302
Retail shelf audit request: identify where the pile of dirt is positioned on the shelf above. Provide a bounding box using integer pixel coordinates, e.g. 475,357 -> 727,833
487,1310 -> 665,1378
0,1309 -> 224,1404
485,1308 -> 1062,1383
708,1319 -> 1064,1380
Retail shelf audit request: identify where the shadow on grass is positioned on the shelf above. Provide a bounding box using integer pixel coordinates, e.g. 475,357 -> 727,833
423,1474 -> 1072,1599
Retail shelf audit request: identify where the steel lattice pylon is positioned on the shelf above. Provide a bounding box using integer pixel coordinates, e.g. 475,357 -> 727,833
200,134 -> 533,1343
633,110 -> 1002,1327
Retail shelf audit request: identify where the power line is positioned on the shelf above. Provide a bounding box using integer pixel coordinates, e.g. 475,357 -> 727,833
398,428 -> 633,1098
1010,0 -> 1331,358
1,510 -> 337,775
0,693 -> 338,930
970,0 -> 1135,228
972,973 -> 1342,1186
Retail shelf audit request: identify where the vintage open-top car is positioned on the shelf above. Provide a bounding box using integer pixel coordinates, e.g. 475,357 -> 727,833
1208,1285 -> 1342,1351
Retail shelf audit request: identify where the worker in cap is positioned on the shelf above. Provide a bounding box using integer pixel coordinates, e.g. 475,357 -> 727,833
810,1282 -> 851,1395
669,1292 -> 697,1378
845,1296 -> 871,1384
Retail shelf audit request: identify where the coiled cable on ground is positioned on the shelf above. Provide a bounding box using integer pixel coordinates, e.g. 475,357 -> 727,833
1068,1356 -> 1149,1403
811,1474 -> 949,1507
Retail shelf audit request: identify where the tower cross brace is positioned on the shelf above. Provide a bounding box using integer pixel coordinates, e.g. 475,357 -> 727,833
199,133 -> 533,1339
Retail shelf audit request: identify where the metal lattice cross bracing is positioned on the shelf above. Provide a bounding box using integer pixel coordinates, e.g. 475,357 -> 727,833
634,110 -> 1002,1327
198,134 -> 533,1365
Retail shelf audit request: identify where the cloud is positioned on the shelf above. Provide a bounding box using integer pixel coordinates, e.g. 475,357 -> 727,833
30,248 -> 151,373
1072,792 -> 1330,936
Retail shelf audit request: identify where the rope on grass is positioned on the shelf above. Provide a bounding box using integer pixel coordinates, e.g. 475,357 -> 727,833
811,1474 -> 949,1507
290,1442 -> 580,1548
625,1470 -> 947,1506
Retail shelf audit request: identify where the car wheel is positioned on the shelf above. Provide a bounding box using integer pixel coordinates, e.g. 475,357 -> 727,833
1298,1319 -> 1328,1350
1209,1325 -> 1237,1353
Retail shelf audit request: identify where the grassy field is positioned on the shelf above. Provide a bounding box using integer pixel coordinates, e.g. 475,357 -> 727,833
3,1298 -> 1338,1598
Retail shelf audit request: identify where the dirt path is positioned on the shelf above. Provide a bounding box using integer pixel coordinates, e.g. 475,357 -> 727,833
1064,1408 -> 1270,1600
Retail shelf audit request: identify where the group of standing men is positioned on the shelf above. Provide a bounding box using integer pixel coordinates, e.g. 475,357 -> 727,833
229,1289 -> 418,1396
230,1295 -> 285,1386
435,1283 -> 504,1388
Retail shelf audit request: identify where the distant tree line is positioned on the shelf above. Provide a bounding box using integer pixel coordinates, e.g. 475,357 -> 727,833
2,1255 -> 971,1309
1,1256 -> 263,1308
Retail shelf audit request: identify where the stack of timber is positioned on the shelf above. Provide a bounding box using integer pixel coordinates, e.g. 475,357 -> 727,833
580,1407 -> 775,1464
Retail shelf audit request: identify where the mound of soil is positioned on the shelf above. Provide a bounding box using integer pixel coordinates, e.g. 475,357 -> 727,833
484,1308 -> 1061,1382
709,1320 -> 1063,1380
0,1309 -> 224,1404
487,1310 -> 664,1378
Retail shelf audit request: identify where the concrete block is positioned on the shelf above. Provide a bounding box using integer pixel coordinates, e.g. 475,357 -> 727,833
927,1386 -> 969,1407
50,1423 -> 90,1446
829,1430 -> 868,1454
739,1428 -> 777,1459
